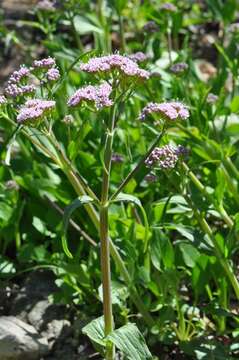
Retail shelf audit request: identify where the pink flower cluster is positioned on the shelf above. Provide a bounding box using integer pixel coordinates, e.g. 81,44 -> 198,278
80,54 -> 150,79
140,101 -> 189,121
128,52 -> 148,63
47,68 -> 60,81
9,66 -> 30,84
5,84 -> 36,98
161,3 -> 177,12
170,62 -> 188,74
4,57 -> 60,99
0,95 -> 7,105
145,144 -> 184,169
33,57 -> 56,69
17,99 -> 55,124
36,0 -> 56,11
67,82 -> 113,109
4,64 -> 35,98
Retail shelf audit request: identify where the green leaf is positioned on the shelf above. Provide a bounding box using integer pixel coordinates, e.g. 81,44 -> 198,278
107,323 -> 152,360
62,195 -> 94,258
113,193 -> 149,252
82,316 -> 106,346
98,280 -> 128,307
179,243 -> 200,268
230,95 -> 239,113
73,15 -> 103,35
0,255 -> 16,275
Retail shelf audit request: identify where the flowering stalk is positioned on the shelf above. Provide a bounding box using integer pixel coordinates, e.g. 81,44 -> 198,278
99,103 -> 117,359
110,127 -> 166,201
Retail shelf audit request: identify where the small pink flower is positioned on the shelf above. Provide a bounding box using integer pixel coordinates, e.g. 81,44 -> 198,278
128,52 -> 148,63
47,68 -> 60,81
140,101 -> 189,121
67,82 -> 113,109
33,57 -> 56,69
4,84 -> 36,98
9,66 -> 30,84
145,144 -> 185,169
0,95 -> 7,105
17,99 -> 55,124
36,0 -> 56,11
80,54 -> 150,79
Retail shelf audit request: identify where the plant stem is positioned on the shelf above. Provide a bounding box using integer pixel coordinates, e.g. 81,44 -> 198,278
12,119 -> 154,329
100,111 -> 115,358
110,129 -> 165,201
192,204 -> 239,300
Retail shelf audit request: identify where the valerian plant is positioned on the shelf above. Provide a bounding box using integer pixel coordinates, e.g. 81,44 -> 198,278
1,51 -> 239,360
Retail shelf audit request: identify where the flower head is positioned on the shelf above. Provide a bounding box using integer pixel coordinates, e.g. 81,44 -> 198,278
0,95 -> 7,105
140,101 -> 189,121
145,144 -> 185,169
170,62 -> 188,75
161,3 -> 177,12
206,93 -> 218,104
143,21 -> 159,33
47,68 -> 60,81
228,23 -> 239,33
17,99 -> 55,124
67,82 -> 113,109
111,153 -> 124,163
36,0 -> 56,11
80,54 -> 150,79
9,66 -> 30,84
128,52 -> 148,63
144,173 -> 158,183
4,84 -> 36,98
33,57 -> 56,69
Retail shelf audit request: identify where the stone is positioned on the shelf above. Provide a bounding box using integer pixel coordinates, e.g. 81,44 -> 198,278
0,316 -> 48,360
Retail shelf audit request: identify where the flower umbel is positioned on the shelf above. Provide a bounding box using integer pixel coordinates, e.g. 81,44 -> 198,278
128,52 -> 148,63
36,0 -> 56,11
0,95 -> 7,105
170,62 -> 188,75
67,82 -> 113,109
47,68 -> 60,81
80,54 -> 150,79
17,99 -> 55,124
145,144 -> 185,169
8,66 -> 30,84
140,101 -> 189,121
33,57 -> 56,69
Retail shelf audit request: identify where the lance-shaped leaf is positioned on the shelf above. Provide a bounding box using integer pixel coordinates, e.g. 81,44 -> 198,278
112,193 -> 149,252
107,323 -> 152,360
82,316 -> 106,346
62,195 -> 94,258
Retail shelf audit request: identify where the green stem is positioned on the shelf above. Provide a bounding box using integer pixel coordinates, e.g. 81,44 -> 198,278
100,112 -> 115,358
8,117 -> 154,329
223,157 -> 239,180
49,138 -> 155,326
193,206 -> 239,300
110,129 -> 165,201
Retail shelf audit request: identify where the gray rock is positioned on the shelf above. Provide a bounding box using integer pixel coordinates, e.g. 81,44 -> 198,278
11,271 -> 58,321
0,316 -> 48,360
28,300 -> 49,330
